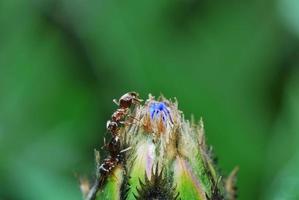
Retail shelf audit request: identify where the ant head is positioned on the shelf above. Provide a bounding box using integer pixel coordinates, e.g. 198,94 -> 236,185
118,91 -> 142,108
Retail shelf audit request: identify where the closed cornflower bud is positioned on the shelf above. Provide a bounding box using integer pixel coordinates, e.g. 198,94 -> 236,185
81,93 -> 238,200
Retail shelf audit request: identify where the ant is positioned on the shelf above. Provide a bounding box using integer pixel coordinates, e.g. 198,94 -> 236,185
98,92 -> 142,188
107,92 -> 142,136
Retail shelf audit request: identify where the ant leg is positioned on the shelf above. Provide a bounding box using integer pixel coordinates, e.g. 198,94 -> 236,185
101,137 -> 107,150
113,99 -> 119,106
127,115 -> 141,122
120,146 -> 132,153
127,115 -> 147,126
120,120 -> 146,127
133,98 -> 143,104
98,176 -> 106,188
118,119 -> 136,126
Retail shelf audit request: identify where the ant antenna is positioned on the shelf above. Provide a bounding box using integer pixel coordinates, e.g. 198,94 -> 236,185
134,97 -> 143,104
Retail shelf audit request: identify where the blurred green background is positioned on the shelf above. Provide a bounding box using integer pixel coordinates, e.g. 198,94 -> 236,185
1,0 -> 299,200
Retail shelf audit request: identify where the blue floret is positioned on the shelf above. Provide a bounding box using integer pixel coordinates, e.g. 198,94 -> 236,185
149,102 -> 173,124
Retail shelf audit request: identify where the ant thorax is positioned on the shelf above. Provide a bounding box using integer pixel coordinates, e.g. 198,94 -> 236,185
111,108 -> 129,122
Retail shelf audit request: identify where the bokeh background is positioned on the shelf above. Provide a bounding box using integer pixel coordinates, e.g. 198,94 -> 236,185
1,0 -> 299,199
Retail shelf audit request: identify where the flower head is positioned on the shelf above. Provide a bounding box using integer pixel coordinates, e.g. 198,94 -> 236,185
82,93 -> 238,200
